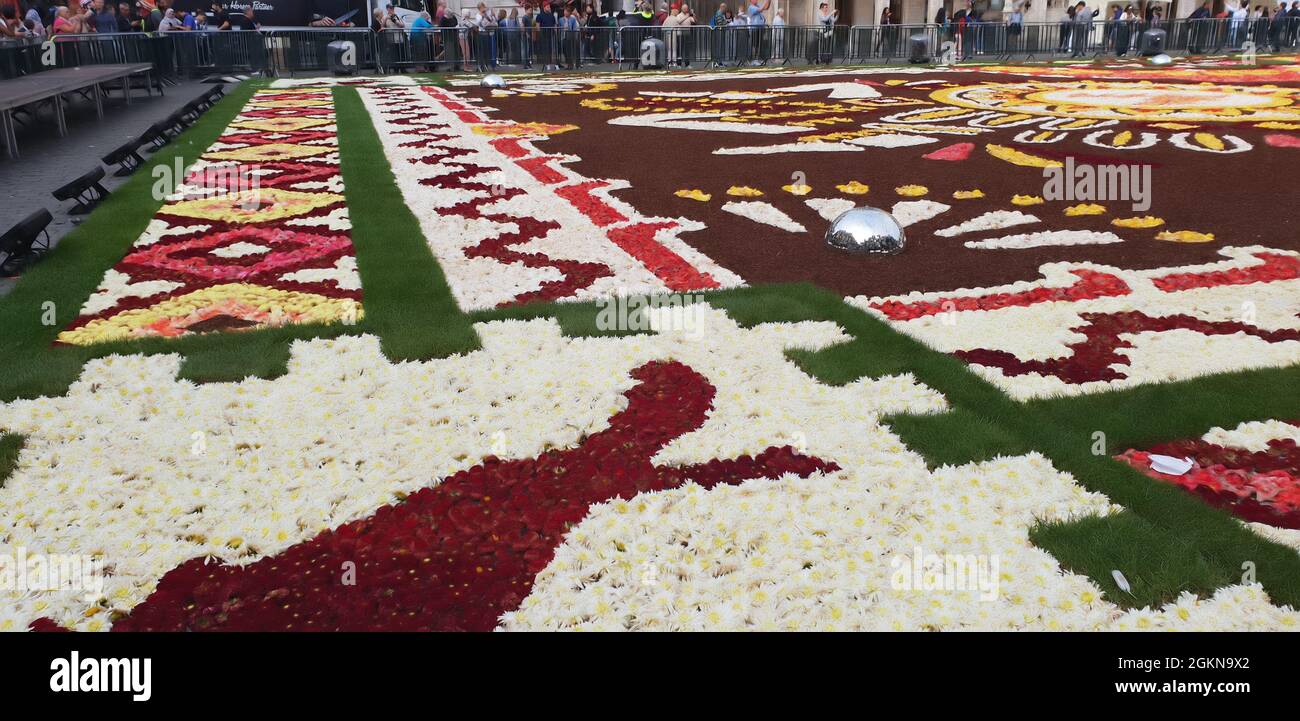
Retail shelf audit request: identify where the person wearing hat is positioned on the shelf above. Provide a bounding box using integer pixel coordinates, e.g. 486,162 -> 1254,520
74,0 -> 94,30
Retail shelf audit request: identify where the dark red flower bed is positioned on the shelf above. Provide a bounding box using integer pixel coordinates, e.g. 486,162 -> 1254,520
1116,423 -> 1300,530
958,311 -> 1300,385
77,360 -> 839,632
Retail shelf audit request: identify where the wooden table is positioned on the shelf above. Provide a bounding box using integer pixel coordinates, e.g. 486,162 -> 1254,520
0,63 -> 154,159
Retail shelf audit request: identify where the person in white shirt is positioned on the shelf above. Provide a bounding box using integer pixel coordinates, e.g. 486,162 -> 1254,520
813,2 -> 837,64
663,5 -> 682,64
158,7 -> 186,30
1230,0 -> 1249,46
24,5 -> 46,37
677,4 -> 695,68
772,7 -> 785,57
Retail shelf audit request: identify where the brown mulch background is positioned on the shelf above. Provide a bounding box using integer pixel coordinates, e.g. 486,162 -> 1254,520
460,66 -> 1300,298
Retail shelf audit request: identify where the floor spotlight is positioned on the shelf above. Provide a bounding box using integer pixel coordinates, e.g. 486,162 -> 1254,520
162,110 -> 189,135
102,138 -> 147,177
52,167 -> 109,215
0,208 -> 53,276
141,122 -> 170,150
179,99 -> 205,124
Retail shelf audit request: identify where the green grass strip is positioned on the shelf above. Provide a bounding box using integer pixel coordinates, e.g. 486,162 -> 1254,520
0,434 -> 22,489
330,86 -> 477,361
1025,364 -> 1300,452
886,408 -> 1032,470
1031,512 -> 1238,609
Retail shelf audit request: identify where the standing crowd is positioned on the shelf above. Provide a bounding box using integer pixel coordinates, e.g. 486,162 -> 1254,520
385,0 -> 836,70
0,0 -> 270,39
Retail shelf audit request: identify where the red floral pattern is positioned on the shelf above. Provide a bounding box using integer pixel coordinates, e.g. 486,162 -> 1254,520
958,311 -> 1300,384
58,88 -> 362,345
1117,424 -> 1300,529
869,269 -> 1130,321
95,360 -> 837,631
1152,252 -> 1300,293
363,85 -> 729,310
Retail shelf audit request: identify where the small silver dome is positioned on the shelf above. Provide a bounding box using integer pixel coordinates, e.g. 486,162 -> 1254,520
825,207 -> 906,255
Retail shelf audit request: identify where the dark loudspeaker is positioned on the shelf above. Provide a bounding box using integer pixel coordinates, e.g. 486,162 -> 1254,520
328,40 -> 359,76
909,34 -> 931,63
1139,29 -> 1166,55
639,37 -> 666,69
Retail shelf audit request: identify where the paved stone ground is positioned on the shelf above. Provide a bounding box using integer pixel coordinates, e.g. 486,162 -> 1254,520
0,78 -> 237,295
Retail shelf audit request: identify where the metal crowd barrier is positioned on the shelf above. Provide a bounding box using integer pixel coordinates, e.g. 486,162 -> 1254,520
4,18 -> 1300,81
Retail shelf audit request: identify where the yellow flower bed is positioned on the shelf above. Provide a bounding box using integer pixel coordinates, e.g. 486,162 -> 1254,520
1064,203 -> 1106,216
1112,216 -> 1166,229
1155,229 -> 1215,243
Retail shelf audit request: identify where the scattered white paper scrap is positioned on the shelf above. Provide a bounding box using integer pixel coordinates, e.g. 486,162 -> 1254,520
1149,454 -> 1195,476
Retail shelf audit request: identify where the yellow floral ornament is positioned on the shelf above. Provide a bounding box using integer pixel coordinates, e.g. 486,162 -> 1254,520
835,181 -> 870,195
675,189 -> 712,202
952,189 -> 985,200
895,184 -> 928,197
985,144 -> 1063,168
782,183 -> 813,196
1113,216 -> 1166,229
1155,229 -> 1215,243
1012,194 -> 1044,206
726,186 -> 764,197
1065,203 -> 1106,216
1192,133 -> 1225,151
471,121 -> 579,138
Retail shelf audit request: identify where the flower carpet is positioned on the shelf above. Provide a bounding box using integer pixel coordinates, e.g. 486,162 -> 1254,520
3,58 -> 1300,632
